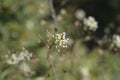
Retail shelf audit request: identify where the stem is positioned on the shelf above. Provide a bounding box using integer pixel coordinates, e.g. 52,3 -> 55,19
49,0 -> 58,28
47,43 -> 55,60
45,43 -> 60,80
45,1 -> 60,80
38,34 -> 49,49
52,64 -> 59,80
44,43 -> 54,78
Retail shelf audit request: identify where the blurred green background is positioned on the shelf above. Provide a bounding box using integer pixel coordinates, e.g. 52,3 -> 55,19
0,0 -> 120,80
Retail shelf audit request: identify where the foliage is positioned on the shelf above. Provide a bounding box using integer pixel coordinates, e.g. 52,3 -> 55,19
0,0 -> 120,80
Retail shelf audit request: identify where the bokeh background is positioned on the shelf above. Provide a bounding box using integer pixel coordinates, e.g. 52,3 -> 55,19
0,0 -> 120,80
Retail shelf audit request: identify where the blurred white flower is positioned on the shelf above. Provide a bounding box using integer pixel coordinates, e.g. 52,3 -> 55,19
38,1 -> 49,16
84,16 -> 98,31
40,19 -> 47,25
113,34 -> 120,48
68,38 -> 74,46
80,67 -> 90,80
18,48 -> 33,61
35,77 -> 45,80
74,20 -> 80,27
52,32 -> 69,52
5,54 -> 19,65
19,62 -> 31,76
60,8 -> 67,15
5,48 -> 32,65
75,9 -> 86,20
57,15 -> 63,21
26,20 -> 35,30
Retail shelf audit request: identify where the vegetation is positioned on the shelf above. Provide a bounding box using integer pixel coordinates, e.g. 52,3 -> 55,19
0,0 -> 120,80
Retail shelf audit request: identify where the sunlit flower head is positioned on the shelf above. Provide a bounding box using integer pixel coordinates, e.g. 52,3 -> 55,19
5,48 -> 32,65
83,16 -> 98,31
113,34 -> 120,48
5,53 -> 19,65
52,32 -> 69,52
18,48 -> 33,61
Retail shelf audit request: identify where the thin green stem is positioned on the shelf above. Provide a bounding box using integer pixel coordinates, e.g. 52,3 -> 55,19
49,0 -> 58,27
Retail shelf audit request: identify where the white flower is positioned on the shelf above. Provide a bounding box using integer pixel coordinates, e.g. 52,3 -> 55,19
18,48 -> 32,61
53,32 -> 69,52
113,34 -> 120,48
5,48 -> 32,65
83,16 -> 98,31
19,62 -> 31,76
75,9 -> 86,20
38,1 -> 49,16
57,15 -> 63,21
40,19 -> 46,25
5,49 -> 33,76
5,54 -> 19,65
80,67 -> 90,80
26,20 -> 35,30
60,8 -> 67,15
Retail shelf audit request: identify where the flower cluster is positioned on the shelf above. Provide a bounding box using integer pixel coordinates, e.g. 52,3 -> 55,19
113,34 -> 120,48
83,16 -> 98,31
52,32 -> 69,52
5,53 -> 19,65
5,48 -> 33,76
5,48 -> 32,65
74,9 -> 98,31
18,49 -> 33,61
